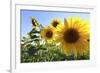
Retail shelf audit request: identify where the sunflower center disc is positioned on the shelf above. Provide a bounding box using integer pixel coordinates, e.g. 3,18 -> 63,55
52,21 -> 59,27
64,29 -> 79,43
46,30 -> 53,38
32,19 -> 36,26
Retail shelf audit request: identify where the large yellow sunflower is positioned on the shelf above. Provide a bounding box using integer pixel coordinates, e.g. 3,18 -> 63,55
40,26 -> 56,43
56,17 -> 89,56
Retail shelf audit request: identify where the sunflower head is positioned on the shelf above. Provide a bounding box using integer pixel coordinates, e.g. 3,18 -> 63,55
51,18 -> 62,28
40,26 -> 56,43
56,17 -> 89,56
30,17 -> 38,29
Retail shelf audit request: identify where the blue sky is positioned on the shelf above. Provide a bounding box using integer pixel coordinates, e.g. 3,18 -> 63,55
20,10 -> 90,37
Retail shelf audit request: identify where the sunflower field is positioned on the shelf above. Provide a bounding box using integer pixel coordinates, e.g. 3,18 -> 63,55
21,17 -> 89,63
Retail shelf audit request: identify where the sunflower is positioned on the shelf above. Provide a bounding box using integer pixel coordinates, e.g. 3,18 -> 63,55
40,26 -> 56,43
50,18 -> 62,28
30,17 -> 38,29
56,17 -> 89,56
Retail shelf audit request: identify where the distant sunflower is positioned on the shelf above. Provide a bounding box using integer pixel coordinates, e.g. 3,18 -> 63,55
31,17 -> 38,29
56,17 -> 89,56
50,18 -> 61,28
40,26 -> 56,43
